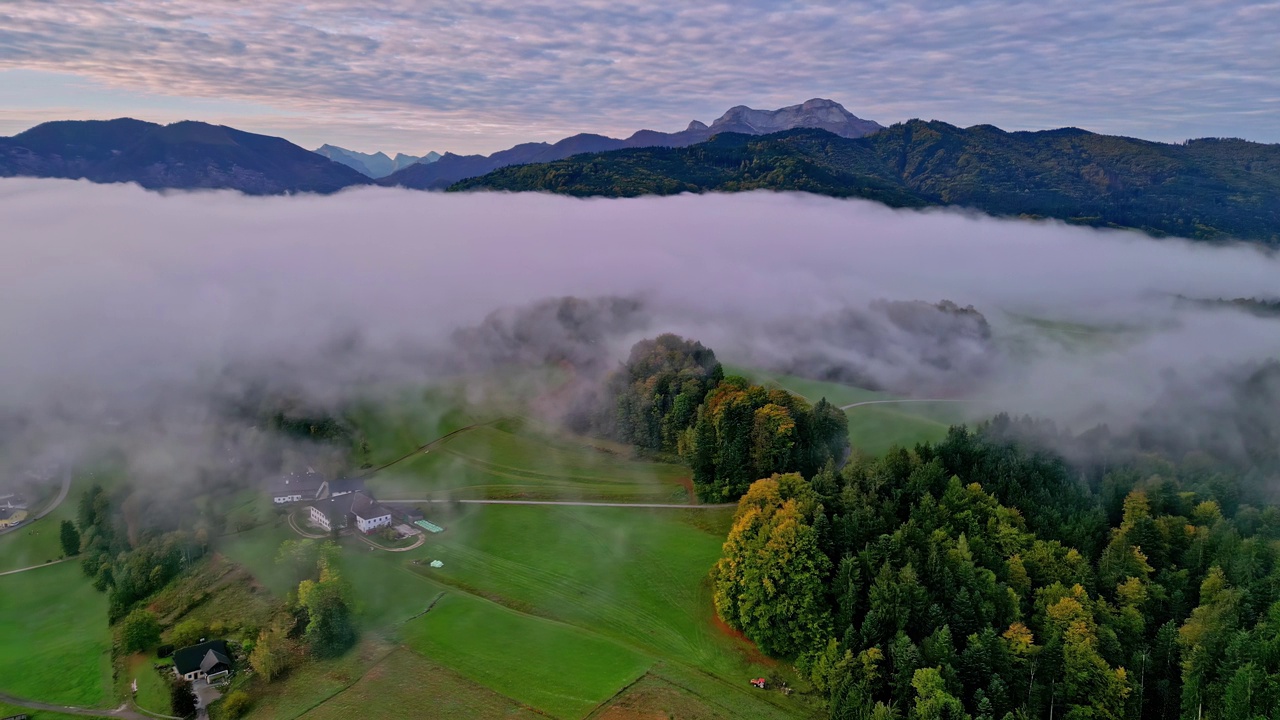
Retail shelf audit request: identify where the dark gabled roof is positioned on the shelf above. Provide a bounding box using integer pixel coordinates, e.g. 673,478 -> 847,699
173,639 -> 230,675
350,492 -> 392,521
200,648 -> 231,674
0,507 -> 15,521
328,477 -> 365,495
311,491 -> 391,522
268,471 -> 324,496
309,495 -> 348,524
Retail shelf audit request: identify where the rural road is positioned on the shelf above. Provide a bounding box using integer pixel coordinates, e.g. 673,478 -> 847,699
0,471 -> 72,538
0,691 -> 147,720
385,498 -> 737,509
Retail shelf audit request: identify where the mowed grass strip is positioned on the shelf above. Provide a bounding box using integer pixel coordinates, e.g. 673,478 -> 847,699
297,647 -> 544,720
401,591 -> 651,720
0,561 -> 112,707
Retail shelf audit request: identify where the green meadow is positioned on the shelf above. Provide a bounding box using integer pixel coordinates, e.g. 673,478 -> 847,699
366,419 -> 692,503
0,561 -> 112,707
729,365 -> 975,456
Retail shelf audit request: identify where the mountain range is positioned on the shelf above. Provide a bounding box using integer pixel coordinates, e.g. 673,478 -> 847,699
313,145 -> 441,178
1,100 -> 1277,244
381,98 -> 882,189
454,124 -> 1280,244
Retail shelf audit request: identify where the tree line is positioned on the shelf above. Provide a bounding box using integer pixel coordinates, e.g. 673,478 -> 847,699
597,334 -> 849,501
713,417 -> 1280,719
75,483 -> 207,621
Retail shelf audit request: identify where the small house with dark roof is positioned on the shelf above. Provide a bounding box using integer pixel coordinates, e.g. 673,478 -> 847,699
268,471 -> 324,505
173,639 -> 232,683
307,491 -> 393,534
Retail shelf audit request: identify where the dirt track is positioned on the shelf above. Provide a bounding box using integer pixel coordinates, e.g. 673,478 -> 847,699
0,691 -> 148,720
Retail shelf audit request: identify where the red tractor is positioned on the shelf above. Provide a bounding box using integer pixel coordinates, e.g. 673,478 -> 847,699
750,677 -> 767,689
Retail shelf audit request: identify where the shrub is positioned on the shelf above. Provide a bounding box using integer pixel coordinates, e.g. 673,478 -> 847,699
121,609 -> 162,653
170,619 -> 208,648
220,690 -> 252,719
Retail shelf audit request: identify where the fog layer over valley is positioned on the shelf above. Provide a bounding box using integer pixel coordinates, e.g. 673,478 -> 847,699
2,179 -> 1279,489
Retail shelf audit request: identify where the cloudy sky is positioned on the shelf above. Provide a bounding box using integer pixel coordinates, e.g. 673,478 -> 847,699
1,1 -> 1278,154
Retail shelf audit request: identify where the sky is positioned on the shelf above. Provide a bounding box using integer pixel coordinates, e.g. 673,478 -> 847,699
1,1 -> 1278,155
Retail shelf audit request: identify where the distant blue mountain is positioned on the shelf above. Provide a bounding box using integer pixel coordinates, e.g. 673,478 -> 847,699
314,145 -> 441,178
0,118 -> 370,194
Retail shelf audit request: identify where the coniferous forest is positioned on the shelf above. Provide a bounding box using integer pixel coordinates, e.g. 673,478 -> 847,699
601,338 -> 1280,720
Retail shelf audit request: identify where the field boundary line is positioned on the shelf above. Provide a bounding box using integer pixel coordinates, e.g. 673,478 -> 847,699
283,645 -> 398,720
404,591 -> 447,623
583,667 -> 656,719
357,420 -> 499,478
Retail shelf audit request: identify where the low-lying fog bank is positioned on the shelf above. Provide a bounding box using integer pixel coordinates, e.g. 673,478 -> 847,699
2,178 -> 1278,485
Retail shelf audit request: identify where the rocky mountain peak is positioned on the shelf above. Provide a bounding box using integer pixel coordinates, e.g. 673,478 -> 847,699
708,98 -> 882,139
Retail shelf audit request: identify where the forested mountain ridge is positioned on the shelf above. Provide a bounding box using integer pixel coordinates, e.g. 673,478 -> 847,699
380,98 -> 882,190
453,123 -> 1280,245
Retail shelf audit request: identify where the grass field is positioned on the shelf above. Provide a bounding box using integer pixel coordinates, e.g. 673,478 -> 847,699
121,652 -> 171,715
402,590 -> 651,719
0,561 -> 112,707
0,482 -> 74,573
221,502 -> 803,719
728,365 -> 974,456
295,647 -> 544,720
366,420 -> 692,504
235,639 -> 398,720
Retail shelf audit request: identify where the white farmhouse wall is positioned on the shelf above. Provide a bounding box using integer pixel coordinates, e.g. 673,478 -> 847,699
356,513 -> 392,533
309,506 -> 331,530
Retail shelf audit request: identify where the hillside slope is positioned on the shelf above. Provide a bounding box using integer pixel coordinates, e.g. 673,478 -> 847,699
453,123 -> 1280,244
